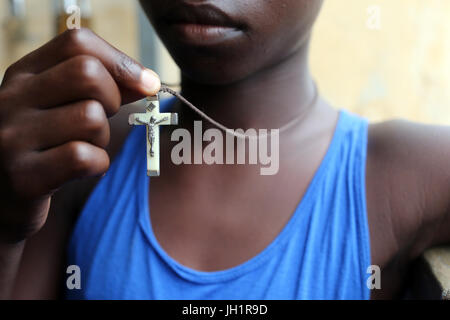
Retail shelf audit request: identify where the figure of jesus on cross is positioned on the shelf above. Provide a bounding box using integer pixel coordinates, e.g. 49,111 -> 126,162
129,95 -> 178,176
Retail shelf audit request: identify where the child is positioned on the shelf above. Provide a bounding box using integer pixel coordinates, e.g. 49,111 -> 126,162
0,0 -> 449,300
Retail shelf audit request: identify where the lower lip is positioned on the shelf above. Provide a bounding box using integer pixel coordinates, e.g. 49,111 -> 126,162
169,23 -> 243,45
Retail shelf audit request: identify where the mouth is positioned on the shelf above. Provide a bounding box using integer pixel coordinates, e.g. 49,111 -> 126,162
162,4 -> 245,46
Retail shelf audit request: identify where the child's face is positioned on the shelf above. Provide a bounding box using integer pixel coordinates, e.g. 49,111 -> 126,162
140,0 -> 323,85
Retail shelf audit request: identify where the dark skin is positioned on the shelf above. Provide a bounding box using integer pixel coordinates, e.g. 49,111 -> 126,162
0,0 -> 449,300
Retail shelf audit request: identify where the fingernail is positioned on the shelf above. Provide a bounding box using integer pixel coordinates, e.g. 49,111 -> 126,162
141,68 -> 161,95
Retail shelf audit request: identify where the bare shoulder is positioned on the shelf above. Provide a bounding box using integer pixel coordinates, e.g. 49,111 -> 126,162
366,119 -> 450,267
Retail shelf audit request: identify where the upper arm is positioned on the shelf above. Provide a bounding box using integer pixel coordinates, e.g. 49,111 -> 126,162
367,120 -> 450,265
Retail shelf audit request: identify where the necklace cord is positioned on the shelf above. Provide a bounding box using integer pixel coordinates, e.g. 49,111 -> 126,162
158,83 -> 319,140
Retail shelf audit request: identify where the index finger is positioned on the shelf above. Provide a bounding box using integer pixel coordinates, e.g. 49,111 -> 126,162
4,28 -> 160,104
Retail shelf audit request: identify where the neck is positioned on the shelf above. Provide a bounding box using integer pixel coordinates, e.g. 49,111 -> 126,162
176,41 -> 317,131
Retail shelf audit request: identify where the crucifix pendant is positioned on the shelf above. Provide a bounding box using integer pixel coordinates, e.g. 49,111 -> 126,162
129,95 -> 178,176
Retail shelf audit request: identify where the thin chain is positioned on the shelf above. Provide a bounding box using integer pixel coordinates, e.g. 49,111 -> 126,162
159,83 -> 319,140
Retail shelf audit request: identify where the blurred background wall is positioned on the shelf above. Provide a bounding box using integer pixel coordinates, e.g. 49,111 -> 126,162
0,0 -> 139,70
1,0 -> 449,124
311,0 -> 450,123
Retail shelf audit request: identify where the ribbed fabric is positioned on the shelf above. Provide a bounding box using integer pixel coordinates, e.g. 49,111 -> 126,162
67,98 -> 371,300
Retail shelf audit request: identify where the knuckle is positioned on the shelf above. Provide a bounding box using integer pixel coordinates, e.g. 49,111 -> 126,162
79,100 -> 107,132
66,142 -> 93,174
74,55 -> 103,82
65,142 -> 109,176
79,101 -> 110,148
63,28 -> 93,48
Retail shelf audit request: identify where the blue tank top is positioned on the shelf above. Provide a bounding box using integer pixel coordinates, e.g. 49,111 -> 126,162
66,98 -> 371,300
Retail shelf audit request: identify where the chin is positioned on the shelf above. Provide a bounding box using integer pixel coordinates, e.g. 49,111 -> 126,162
179,62 -> 252,86
169,45 -> 258,86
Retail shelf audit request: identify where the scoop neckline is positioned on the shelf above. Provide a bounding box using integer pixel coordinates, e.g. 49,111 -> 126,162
138,101 -> 345,284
